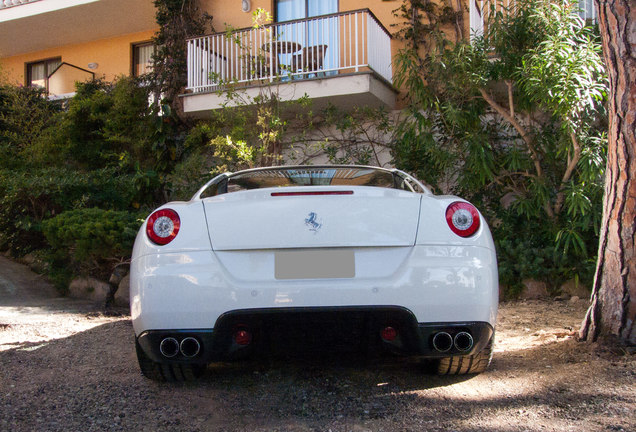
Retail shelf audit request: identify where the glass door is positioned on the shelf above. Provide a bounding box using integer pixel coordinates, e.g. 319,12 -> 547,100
275,0 -> 339,76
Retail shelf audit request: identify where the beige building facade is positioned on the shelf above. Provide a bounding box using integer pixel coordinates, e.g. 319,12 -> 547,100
0,1 -> 594,106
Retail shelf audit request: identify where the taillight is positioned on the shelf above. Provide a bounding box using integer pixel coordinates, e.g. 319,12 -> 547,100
146,208 -> 180,245
445,201 -> 480,237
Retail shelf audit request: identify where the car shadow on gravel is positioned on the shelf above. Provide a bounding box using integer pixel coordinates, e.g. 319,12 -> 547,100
1,318 -> 634,432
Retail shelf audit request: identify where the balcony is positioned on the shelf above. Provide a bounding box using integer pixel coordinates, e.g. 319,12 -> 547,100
183,9 -> 396,116
0,0 -> 156,57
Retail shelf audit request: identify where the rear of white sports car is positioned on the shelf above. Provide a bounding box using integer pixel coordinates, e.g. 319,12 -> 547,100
130,166 -> 498,381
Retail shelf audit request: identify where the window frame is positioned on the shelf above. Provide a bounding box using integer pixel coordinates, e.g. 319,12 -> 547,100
25,56 -> 62,92
131,41 -> 155,77
274,0 -> 339,22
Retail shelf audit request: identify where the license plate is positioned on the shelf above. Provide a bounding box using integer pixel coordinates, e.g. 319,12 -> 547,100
275,249 -> 355,279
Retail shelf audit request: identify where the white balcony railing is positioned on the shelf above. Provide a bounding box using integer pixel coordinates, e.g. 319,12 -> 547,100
0,0 -> 41,9
470,0 -> 597,38
186,9 -> 392,94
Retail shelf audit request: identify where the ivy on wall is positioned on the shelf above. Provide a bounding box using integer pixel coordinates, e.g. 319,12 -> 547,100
151,0 -> 214,115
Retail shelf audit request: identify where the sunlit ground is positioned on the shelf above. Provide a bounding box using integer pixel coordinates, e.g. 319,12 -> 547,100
0,305 -> 126,351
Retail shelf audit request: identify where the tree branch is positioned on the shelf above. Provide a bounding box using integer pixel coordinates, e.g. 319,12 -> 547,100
505,80 -> 515,118
554,131 -> 582,214
479,88 -> 555,218
479,89 -> 542,176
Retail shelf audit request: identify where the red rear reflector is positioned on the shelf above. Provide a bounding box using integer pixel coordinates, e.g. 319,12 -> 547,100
234,329 -> 252,346
271,191 -> 354,197
381,326 -> 398,342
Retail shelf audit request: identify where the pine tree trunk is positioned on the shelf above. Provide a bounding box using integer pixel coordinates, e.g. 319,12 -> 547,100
579,0 -> 636,344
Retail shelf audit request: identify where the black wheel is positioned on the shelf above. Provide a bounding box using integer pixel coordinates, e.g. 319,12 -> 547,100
135,339 -> 205,382
434,333 -> 494,375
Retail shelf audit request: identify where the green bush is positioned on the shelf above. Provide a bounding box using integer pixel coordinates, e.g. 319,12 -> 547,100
42,208 -> 144,285
493,214 -> 596,298
0,168 -> 136,255
0,76 -> 193,290
0,84 -> 60,169
29,77 -> 157,170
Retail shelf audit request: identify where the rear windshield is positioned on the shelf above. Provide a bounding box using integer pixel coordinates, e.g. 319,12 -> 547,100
202,167 -> 422,197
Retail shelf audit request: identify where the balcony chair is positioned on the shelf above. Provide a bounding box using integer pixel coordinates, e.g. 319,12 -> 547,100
291,45 -> 328,77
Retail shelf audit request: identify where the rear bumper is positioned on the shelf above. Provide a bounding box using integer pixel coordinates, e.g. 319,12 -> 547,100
130,245 -> 498,335
136,306 -> 494,364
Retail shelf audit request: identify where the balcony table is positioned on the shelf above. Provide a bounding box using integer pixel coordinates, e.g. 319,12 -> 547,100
261,41 -> 302,75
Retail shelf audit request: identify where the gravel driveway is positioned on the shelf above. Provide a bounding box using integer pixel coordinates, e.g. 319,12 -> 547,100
0,255 -> 634,432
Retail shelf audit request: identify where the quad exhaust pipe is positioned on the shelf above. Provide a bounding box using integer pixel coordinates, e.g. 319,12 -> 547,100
180,337 -> 201,358
432,332 -> 453,352
159,337 -> 179,358
159,336 -> 201,358
432,331 -> 474,353
454,332 -> 474,352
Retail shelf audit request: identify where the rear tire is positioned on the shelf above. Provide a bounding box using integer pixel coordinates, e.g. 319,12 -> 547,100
135,339 -> 205,382
434,333 -> 494,375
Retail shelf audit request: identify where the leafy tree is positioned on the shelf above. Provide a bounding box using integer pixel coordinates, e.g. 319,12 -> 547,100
392,0 -> 608,293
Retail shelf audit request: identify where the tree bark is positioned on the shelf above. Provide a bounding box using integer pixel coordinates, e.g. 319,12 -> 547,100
580,0 -> 636,344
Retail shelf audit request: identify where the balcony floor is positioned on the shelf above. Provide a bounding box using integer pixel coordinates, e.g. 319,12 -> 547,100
182,71 -> 397,117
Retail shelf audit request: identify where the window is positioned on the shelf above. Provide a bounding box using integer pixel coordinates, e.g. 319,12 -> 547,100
26,57 -> 61,89
132,42 -> 155,77
578,0 -> 597,21
275,0 -> 338,21
200,166 -> 424,198
275,0 -> 339,74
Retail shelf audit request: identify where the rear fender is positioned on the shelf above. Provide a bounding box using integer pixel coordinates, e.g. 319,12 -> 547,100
132,201 -> 212,259
416,196 -> 495,250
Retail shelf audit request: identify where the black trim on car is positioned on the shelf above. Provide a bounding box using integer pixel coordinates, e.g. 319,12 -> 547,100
136,306 -> 494,365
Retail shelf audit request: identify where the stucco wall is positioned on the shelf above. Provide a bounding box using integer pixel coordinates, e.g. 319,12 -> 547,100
0,29 -> 156,86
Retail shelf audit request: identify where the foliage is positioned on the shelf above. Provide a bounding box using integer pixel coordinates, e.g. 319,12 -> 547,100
168,125 -> 260,200
391,0 -> 464,49
151,0 -> 213,112
21,76 -> 188,206
0,85 -> 60,169
42,208 -> 143,283
209,81 -> 315,167
0,167 -> 136,256
495,212 -> 597,297
27,78 -> 156,170
392,0 -> 607,293
0,2 -> 217,289
300,105 -> 396,166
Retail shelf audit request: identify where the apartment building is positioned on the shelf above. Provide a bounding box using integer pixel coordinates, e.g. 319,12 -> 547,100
0,0 -> 156,98
0,0 -> 595,105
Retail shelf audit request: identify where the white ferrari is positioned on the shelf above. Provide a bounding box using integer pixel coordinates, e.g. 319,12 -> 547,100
130,166 -> 498,381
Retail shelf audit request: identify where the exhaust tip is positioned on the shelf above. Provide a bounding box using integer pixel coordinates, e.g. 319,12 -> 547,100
454,332 -> 474,352
180,337 -> 201,358
159,337 -> 179,358
432,332 -> 453,352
